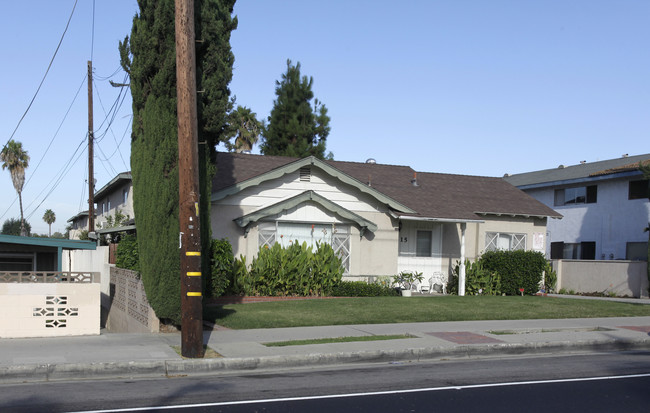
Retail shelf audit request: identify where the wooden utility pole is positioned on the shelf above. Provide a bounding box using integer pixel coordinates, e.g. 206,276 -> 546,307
175,0 -> 204,358
87,60 -> 95,234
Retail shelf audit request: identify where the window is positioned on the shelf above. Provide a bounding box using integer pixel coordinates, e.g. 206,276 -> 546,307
122,188 -> 129,204
416,230 -> 432,257
485,232 -> 526,252
258,222 -> 350,273
550,241 -> 596,260
0,253 -> 34,271
626,242 -> 648,261
629,179 -> 648,200
554,185 -> 597,206
107,199 -> 111,212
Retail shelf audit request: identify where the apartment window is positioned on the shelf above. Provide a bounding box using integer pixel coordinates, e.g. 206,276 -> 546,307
628,179 -> 649,200
416,230 -> 432,257
485,232 -> 526,252
101,203 -> 105,215
554,185 -> 597,206
122,188 -> 129,204
550,241 -> 596,260
107,200 -> 111,212
626,242 -> 648,261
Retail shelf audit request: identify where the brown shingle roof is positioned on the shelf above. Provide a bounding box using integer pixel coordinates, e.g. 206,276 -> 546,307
214,152 -> 561,220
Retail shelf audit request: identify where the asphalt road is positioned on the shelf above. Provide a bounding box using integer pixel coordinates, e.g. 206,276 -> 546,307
2,351 -> 649,412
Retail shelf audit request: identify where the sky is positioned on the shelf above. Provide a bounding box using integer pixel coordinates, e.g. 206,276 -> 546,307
1,0 -> 648,235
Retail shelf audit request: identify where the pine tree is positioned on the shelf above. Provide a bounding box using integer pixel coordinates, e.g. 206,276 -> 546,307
261,60 -> 331,159
119,0 -> 236,324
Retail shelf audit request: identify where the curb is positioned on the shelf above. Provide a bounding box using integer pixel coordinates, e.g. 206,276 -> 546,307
1,337 -> 649,384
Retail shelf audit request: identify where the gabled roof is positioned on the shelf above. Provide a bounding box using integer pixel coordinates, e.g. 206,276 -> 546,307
95,172 -> 131,201
504,154 -> 650,189
212,153 -> 415,213
67,210 -> 90,223
213,152 -> 561,221
234,190 -> 378,236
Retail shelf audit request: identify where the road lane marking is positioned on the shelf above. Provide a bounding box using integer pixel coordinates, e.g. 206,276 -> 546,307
64,373 -> 650,413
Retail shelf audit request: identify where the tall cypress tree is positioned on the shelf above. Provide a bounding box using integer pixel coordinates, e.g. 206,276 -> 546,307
261,60 -> 331,159
119,0 -> 236,324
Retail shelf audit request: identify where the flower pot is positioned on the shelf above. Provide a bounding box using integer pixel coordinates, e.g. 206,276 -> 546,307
401,289 -> 412,297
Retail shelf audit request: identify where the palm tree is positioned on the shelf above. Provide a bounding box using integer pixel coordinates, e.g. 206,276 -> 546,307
1,140 -> 30,236
43,209 -> 56,237
226,106 -> 262,153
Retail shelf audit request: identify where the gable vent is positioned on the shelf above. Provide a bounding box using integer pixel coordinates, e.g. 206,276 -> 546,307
299,167 -> 311,182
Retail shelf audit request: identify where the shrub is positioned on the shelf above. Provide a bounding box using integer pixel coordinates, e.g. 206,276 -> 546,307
208,239 -> 233,298
480,250 -> 546,295
543,261 -> 557,293
331,281 -> 400,297
232,241 -> 345,296
115,234 -> 139,272
447,259 -> 501,295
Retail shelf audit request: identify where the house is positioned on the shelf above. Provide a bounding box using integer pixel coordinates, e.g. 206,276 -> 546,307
94,172 -> 134,231
504,154 -> 650,261
67,172 -> 135,240
67,210 -> 90,240
0,234 -> 96,272
211,152 -> 561,282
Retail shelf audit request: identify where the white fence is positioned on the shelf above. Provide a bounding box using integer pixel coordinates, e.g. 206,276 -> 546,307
0,271 -> 100,338
552,259 -> 649,298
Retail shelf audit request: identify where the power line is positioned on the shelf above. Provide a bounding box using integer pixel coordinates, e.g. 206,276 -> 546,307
24,137 -> 87,221
2,0 -> 79,153
24,74 -> 87,190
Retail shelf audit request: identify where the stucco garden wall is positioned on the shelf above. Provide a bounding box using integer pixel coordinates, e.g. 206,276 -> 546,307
553,259 -> 649,298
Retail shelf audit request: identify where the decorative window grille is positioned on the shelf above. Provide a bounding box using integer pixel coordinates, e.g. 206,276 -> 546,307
485,232 -> 526,252
332,231 -> 350,274
258,222 -> 350,274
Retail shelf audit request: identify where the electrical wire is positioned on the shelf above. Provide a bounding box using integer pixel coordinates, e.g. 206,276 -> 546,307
24,137 -> 87,220
24,74 -> 87,189
0,73 -> 87,223
2,0 -> 79,153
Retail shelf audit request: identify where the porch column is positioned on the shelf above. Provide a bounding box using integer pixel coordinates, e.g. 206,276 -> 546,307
459,222 -> 466,296
57,246 -> 63,272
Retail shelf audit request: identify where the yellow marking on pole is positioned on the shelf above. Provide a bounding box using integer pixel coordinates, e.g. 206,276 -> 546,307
186,251 -> 201,256
187,292 -> 202,297
187,272 -> 201,277
195,202 -> 199,216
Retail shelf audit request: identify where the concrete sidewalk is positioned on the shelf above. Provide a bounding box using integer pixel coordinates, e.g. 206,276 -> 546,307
1,316 -> 649,384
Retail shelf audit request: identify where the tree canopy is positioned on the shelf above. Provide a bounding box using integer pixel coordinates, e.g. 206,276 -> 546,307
261,60 -> 331,159
2,218 -> 31,236
119,0 -> 236,324
225,105 -> 262,152
43,209 -> 56,237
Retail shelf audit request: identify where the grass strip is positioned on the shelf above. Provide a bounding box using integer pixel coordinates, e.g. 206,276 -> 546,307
263,334 -> 416,347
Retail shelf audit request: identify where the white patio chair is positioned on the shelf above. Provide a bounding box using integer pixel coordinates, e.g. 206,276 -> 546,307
420,277 -> 432,294
432,271 -> 447,294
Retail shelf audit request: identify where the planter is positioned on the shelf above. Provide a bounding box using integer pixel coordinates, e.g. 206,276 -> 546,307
401,289 -> 412,297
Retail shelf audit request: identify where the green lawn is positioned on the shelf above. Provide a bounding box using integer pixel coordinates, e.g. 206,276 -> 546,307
203,296 -> 650,330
